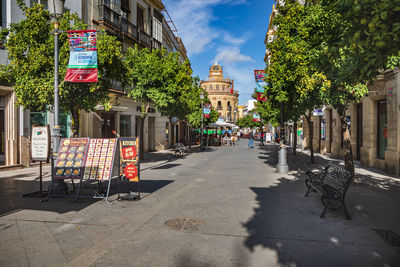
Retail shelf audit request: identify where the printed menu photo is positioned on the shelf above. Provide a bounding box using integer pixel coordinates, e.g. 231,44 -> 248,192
83,138 -> 117,181
54,138 -> 89,179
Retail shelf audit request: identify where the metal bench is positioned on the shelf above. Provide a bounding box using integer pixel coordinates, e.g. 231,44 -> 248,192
305,165 -> 352,220
173,143 -> 188,157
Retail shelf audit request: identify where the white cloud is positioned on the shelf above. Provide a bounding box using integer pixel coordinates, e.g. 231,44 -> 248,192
222,64 -> 255,104
163,0 -> 248,55
214,46 -> 253,64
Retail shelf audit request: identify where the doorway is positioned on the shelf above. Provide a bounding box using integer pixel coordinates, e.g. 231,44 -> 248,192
148,117 -> 155,151
101,112 -> 116,138
356,103 -> 363,160
0,109 -> 4,165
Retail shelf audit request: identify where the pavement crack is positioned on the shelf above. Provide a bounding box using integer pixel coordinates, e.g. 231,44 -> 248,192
5,218 -> 110,227
15,220 -> 31,267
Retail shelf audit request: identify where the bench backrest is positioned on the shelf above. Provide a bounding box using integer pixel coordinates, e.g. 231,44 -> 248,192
322,165 -> 352,194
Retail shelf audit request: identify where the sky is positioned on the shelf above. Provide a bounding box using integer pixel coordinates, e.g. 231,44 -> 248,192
163,0 -> 275,105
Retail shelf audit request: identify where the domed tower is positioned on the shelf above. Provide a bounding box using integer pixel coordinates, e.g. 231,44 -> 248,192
200,64 -> 239,122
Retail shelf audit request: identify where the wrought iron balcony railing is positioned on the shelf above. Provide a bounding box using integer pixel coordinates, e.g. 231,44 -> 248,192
98,2 -> 120,29
139,30 -> 152,47
121,18 -> 138,41
152,39 -> 162,50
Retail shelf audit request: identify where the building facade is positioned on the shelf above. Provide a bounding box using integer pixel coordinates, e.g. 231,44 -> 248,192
0,0 -> 188,167
302,69 -> 400,175
200,64 -> 239,123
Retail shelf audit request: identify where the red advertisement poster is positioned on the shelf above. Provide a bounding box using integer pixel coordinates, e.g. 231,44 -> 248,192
119,137 -> 140,182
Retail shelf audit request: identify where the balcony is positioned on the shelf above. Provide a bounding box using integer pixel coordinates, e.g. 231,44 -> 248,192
216,106 -> 223,110
98,1 -> 120,29
121,18 -> 138,41
152,39 -> 162,50
139,30 -> 152,47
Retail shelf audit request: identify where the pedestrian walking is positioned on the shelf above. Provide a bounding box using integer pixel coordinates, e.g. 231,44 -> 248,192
248,132 -> 254,149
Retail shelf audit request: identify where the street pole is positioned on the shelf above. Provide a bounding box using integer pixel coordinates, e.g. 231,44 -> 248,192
200,92 -> 204,151
48,0 -> 68,195
276,102 -> 288,173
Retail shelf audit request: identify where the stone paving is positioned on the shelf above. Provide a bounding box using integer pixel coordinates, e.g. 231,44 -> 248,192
0,141 -> 399,266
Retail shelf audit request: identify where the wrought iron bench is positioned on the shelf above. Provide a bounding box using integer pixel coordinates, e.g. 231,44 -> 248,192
173,143 -> 189,157
305,165 -> 352,220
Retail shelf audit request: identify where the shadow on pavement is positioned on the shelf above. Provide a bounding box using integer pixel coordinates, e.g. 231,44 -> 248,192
242,145 -> 400,266
0,175 -> 174,217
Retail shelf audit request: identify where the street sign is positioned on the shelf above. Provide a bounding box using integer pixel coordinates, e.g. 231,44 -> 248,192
31,126 -> 50,162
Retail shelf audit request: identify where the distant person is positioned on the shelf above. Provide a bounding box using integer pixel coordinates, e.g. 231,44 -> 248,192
248,132 -> 254,149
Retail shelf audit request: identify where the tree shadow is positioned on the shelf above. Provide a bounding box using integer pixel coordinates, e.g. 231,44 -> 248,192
242,158 -> 400,266
0,175 -> 173,217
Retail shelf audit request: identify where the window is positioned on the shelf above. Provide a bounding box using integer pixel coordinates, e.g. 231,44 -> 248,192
152,9 -> 163,42
31,0 -> 48,9
137,4 -> 145,31
377,100 -> 387,159
222,85 -> 225,91
121,0 -> 130,12
217,101 -> 222,107
209,85 -> 213,90
120,115 -> 131,137
227,101 -> 231,107
216,85 -> 219,91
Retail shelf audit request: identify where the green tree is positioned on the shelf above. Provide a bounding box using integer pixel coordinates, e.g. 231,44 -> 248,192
264,0 -> 328,161
237,113 -> 261,129
0,2 -> 124,137
124,46 -> 194,158
321,0 -> 400,81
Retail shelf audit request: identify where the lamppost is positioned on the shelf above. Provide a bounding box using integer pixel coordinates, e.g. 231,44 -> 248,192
276,102 -> 288,173
49,0 -> 68,195
200,91 -> 204,150
234,108 -> 237,123
228,105 -> 232,122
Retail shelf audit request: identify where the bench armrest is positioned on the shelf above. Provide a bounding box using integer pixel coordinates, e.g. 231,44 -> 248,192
306,171 -> 324,184
322,184 -> 342,199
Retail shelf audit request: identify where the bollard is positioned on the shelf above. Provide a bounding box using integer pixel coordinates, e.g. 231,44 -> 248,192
276,145 -> 289,173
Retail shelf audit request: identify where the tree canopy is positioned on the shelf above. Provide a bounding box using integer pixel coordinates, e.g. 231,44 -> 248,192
0,2 -> 124,136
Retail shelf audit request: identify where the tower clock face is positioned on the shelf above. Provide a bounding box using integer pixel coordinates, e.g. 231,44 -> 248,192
212,66 -> 220,70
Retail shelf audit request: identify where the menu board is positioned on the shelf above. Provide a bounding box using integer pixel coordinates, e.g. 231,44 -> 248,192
54,138 -> 89,179
31,126 -> 50,162
83,138 -> 117,181
119,137 -> 140,182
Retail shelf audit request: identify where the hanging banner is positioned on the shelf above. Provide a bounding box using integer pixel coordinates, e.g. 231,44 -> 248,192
253,113 -> 261,122
31,126 -> 50,162
203,104 -> 211,118
119,137 -> 140,182
254,69 -> 267,93
257,92 -> 267,101
65,30 -> 98,83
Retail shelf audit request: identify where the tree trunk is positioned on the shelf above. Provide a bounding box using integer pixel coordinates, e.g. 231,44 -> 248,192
71,108 -> 80,138
338,108 -> 355,179
293,121 -> 297,155
171,122 -> 175,147
139,104 -> 149,161
305,112 -> 314,163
